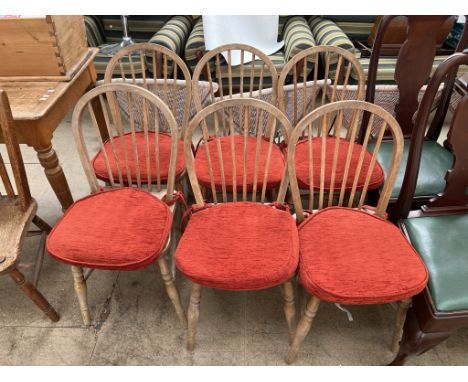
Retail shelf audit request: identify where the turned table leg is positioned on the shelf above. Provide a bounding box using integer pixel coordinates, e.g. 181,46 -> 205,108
34,143 -> 74,210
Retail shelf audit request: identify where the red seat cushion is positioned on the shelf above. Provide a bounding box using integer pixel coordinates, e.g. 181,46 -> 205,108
195,136 -> 284,192
298,207 -> 428,304
47,188 -> 172,271
294,137 -> 385,191
176,202 -> 299,290
93,132 -> 185,184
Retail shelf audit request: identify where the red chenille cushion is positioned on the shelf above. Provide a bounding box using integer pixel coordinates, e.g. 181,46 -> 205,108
195,136 -> 284,192
294,137 -> 385,191
298,207 -> 428,304
176,202 -> 299,290
47,188 -> 172,270
92,132 -> 185,183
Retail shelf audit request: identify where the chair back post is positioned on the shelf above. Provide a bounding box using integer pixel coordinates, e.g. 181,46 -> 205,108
185,98 -> 292,207
278,45 -> 366,127
361,15 -> 457,142
427,18 -> 468,140
72,83 -> 179,198
0,90 -> 32,210
287,100 -> 404,223
104,43 -> 192,136
191,43 -> 279,112
394,53 -> 468,219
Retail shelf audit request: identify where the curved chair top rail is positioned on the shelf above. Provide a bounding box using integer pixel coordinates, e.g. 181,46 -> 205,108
185,97 -> 292,206
103,43 -> 192,134
364,15 -> 468,140
278,45 -> 366,126
395,52 -> 468,218
191,43 -> 279,112
72,83 -> 180,197
0,90 -> 32,211
282,100 -> 404,222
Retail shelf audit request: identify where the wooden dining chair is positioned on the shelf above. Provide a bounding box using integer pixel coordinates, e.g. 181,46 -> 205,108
176,98 -> 298,351
45,83 -> 186,328
282,100 -> 428,364
390,52 -> 468,365
363,16 -> 468,216
278,45 -> 366,127
277,46 -> 379,197
0,90 -> 59,322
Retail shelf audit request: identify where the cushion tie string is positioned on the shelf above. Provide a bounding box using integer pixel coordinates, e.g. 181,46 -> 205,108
268,201 -> 290,212
181,202 -> 215,232
162,191 -> 188,213
335,303 -> 354,322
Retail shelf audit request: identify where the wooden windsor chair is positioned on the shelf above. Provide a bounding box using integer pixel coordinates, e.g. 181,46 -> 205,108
99,43 -> 192,192
0,90 -> 59,323
175,98 -> 299,351
390,52 -> 468,365
45,83 -> 186,328
282,100 -> 428,364
277,46 -> 383,199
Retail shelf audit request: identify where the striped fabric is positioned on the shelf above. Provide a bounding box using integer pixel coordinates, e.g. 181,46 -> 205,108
324,15 -> 376,42
100,15 -> 170,43
184,17 -> 205,72
149,16 -> 193,56
283,16 -> 316,60
93,53 -> 144,78
309,16 -> 361,80
84,16 -> 106,47
353,55 -> 468,82
87,16 -> 190,77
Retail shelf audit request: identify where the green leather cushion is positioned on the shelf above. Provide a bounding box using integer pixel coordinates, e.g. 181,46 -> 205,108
371,140 -> 453,199
403,214 -> 468,311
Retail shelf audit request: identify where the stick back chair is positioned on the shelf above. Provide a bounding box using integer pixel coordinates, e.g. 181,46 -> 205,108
363,16 -> 468,213
176,98 -> 299,350
278,45 -> 366,127
390,52 -> 468,365
282,100 -> 428,364
45,83 -> 187,328
0,90 -> 59,322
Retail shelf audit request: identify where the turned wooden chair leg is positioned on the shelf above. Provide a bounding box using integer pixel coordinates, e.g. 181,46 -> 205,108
281,279 -> 296,343
71,265 -> 91,326
9,268 -> 59,322
285,295 -> 321,365
187,283 -> 202,351
297,281 -> 305,316
391,298 -> 412,353
157,257 -> 188,329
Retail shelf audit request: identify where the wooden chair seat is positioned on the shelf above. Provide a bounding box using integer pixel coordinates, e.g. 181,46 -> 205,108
402,214 -> 468,312
47,188 -> 172,271
298,207 -> 428,305
0,197 -> 36,274
371,140 -> 453,199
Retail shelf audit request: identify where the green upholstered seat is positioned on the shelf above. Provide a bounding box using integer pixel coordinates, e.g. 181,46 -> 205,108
402,214 -> 468,312
371,140 -> 454,199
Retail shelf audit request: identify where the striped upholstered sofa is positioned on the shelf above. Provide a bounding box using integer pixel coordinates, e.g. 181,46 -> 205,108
184,16 -> 316,85
84,15 -> 194,76
308,16 -> 468,83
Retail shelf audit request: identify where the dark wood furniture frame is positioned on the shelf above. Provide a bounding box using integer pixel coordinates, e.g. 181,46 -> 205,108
389,52 -> 468,365
0,90 -> 59,322
361,16 -> 468,218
